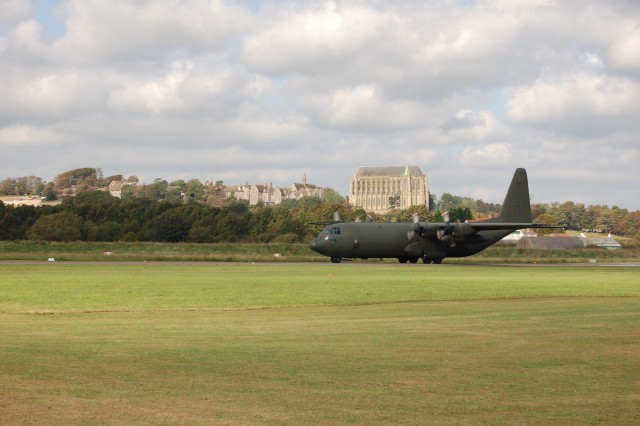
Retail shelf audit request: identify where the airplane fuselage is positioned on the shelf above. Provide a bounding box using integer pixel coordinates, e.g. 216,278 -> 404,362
310,222 -> 513,263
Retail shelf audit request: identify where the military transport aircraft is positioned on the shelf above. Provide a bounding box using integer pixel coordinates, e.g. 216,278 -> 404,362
309,168 -> 561,264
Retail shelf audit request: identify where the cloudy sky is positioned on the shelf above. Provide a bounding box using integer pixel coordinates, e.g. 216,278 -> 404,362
1,0 -> 639,210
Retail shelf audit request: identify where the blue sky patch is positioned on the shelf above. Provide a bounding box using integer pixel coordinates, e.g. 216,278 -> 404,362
33,0 -> 66,41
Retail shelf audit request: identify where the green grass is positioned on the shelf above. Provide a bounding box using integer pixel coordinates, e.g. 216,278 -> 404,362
1,264 -> 639,424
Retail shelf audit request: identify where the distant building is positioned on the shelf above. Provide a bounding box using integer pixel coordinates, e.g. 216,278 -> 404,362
106,180 -> 137,198
289,175 -> 323,199
349,165 -> 429,213
502,229 -> 538,244
225,174 -> 324,206
108,180 -> 125,198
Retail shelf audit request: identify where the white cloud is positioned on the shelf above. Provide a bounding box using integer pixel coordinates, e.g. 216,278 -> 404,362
0,0 -> 639,210
462,142 -> 513,165
505,73 -> 640,136
4,19 -> 47,60
52,0 -> 249,65
0,124 -> 58,146
242,2 -> 381,74
0,0 -> 32,29
307,85 -> 426,131
0,68 -> 109,124
608,25 -> 640,72
108,61 -> 194,114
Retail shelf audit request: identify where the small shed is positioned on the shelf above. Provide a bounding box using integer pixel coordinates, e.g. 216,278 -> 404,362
517,236 -> 586,250
585,237 -> 622,249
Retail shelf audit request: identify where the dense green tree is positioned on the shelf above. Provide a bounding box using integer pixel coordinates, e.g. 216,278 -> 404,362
0,176 -> 46,196
0,204 -> 40,239
533,214 -> 560,235
596,206 -> 628,233
0,178 -> 16,195
269,216 -> 305,241
54,168 -> 99,190
83,219 -> 124,242
188,224 -> 214,243
102,175 -> 124,186
473,199 -> 500,218
224,200 -> 249,216
215,213 -> 250,242
531,203 -> 546,221
147,208 -> 192,242
136,179 -> 169,201
170,179 -> 186,188
447,206 -> 473,222
322,188 -> 345,204
611,211 -> 640,237
202,180 -> 227,207
296,196 -> 323,209
248,205 -> 275,242
437,193 -> 463,212
182,179 -> 205,204
42,183 -> 58,200
26,212 -> 83,241
428,193 -> 437,211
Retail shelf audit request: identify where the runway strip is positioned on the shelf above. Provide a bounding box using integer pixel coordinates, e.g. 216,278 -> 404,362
1,260 -> 639,267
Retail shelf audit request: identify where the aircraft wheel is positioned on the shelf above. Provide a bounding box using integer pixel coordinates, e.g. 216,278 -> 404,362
421,256 -> 433,264
398,257 -> 408,264
330,257 -> 342,263
409,258 -> 418,264
433,259 -> 443,264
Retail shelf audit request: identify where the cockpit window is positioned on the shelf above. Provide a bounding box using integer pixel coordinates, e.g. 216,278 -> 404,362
318,226 -> 340,238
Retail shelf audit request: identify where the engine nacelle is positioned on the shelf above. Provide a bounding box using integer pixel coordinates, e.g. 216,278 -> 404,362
452,222 -> 476,238
418,223 -> 441,238
417,222 -> 477,239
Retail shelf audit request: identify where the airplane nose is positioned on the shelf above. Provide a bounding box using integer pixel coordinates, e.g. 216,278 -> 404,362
310,238 -> 323,254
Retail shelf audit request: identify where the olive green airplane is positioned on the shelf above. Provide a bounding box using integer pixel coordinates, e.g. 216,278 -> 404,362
309,168 -> 561,264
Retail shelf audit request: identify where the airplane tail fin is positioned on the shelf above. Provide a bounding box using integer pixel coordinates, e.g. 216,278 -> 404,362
496,168 -> 532,223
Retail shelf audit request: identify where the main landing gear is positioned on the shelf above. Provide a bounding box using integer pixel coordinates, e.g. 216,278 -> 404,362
397,256 -> 443,264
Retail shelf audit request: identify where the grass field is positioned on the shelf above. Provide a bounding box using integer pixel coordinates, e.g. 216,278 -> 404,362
1,263 -> 639,424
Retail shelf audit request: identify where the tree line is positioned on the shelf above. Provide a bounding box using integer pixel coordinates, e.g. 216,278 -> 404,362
1,168 -> 639,242
1,191 -> 638,243
0,191 -> 369,243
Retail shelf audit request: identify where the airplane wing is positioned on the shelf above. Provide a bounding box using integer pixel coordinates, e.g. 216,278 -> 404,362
468,222 -> 564,231
412,220 -> 563,239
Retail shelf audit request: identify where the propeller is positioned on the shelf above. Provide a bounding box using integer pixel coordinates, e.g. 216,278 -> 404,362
356,214 -> 373,223
333,211 -> 341,222
437,211 -> 456,247
407,213 -> 424,241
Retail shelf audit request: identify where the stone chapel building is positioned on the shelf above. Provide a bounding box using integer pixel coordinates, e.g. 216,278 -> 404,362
349,165 -> 429,213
